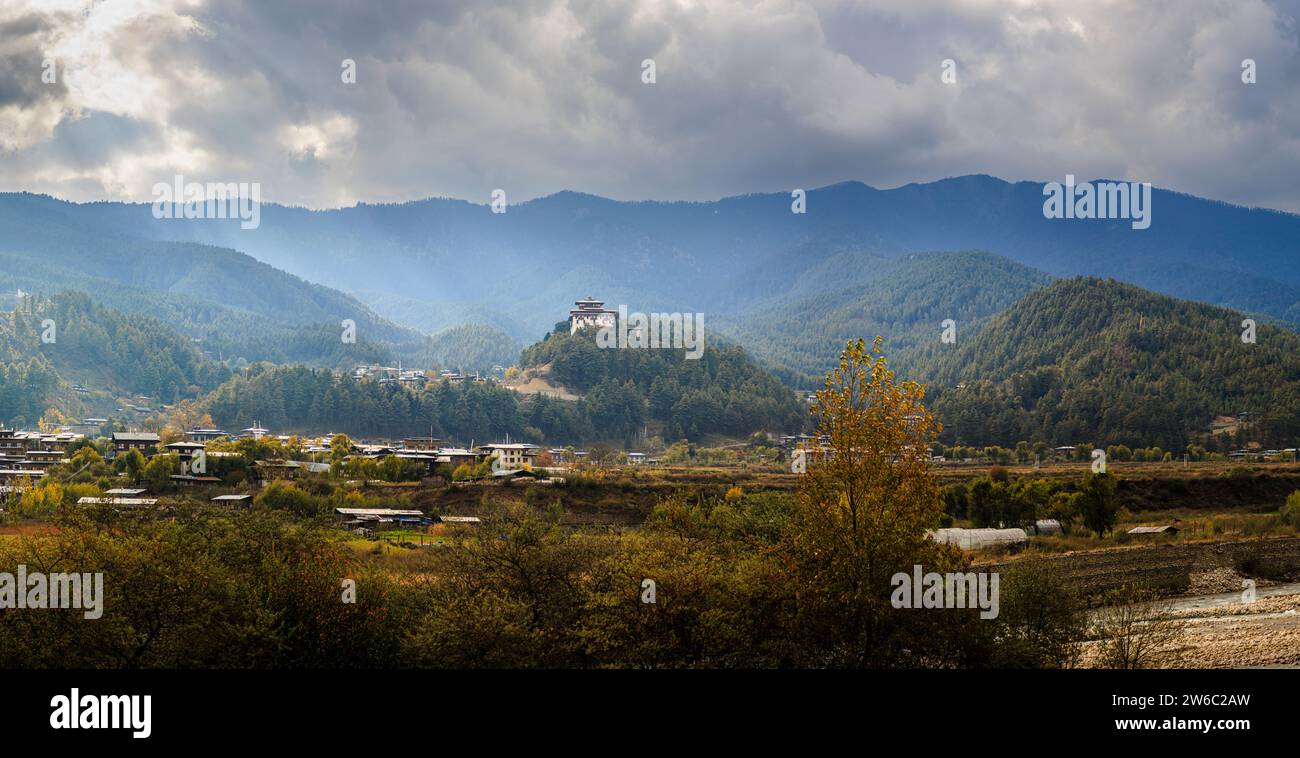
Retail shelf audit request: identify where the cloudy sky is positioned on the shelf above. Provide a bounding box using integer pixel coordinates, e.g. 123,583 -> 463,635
2,0 -> 1299,211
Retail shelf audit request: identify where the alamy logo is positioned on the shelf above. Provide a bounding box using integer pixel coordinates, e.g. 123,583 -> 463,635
151,174 -> 261,230
596,305 -> 705,360
50,689 -> 151,739
1043,174 -> 1151,230
0,565 -> 103,619
890,564 -> 1000,620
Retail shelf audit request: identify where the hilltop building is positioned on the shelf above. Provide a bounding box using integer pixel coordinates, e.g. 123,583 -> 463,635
569,296 -> 617,334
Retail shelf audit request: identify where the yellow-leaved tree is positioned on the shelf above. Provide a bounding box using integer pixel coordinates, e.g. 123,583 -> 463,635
784,337 -> 967,666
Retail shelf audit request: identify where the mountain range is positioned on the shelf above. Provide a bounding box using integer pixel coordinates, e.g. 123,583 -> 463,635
4,175 -> 1300,447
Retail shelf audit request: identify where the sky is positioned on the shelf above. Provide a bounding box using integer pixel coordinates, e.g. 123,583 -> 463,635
1,0 -> 1299,211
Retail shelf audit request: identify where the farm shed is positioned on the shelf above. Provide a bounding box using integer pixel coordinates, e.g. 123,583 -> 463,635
1127,525 -> 1179,536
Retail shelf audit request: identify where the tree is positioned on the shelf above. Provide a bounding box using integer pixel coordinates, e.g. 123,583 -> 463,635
115,448 -> 147,480
142,454 -> 179,492
992,561 -> 1085,668
163,400 -> 214,444
1076,471 -> 1120,538
784,337 -> 965,666
1282,490 -> 1300,527
1092,585 -> 1185,669
329,433 -> 353,476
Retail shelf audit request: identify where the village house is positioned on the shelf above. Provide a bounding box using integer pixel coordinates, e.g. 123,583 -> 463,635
170,474 -> 222,486
237,425 -> 271,440
334,507 -> 430,532
22,449 -> 65,469
164,441 -> 206,460
394,451 -> 440,474
0,469 -> 41,487
39,432 -> 83,451
252,459 -> 331,482
112,432 -> 160,456
435,447 -> 479,468
475,443 -> 541,471
188,428 -> 228,442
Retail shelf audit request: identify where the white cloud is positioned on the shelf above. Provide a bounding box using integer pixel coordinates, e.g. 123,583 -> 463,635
1,0 -> 1298,211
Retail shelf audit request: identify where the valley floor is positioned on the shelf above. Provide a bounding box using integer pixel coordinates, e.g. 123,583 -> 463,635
1080,585 -> 1300,669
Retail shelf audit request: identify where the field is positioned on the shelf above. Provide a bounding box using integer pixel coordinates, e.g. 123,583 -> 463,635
5,458 -> 1299,669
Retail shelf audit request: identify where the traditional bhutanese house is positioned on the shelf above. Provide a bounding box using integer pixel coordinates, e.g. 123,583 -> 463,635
435,448 -> 479,468
475,443 -> 541,471
170,474 -> 222,486
351,443 -> 396,458
112,432 -> 160,455
188,428 -> 228,442
238,425 -> 271,440
0,429 -> 28,457
26,449 -> 65,463
164,441 -> 206,460
626,452 -> 647,465
40,432 -> 83,451
931,528 -> 1029,551
253,459 -> 330,481
395,451 -> 440,473
105,488 -> 148,496
1127,525 -> 1179,536
21,449 -> 64,470
334,507 -> 430,530
402,437 -> 440,451
0,469 -> 41,485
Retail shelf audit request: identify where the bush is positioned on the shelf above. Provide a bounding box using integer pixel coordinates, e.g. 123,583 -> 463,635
254,481 -> 324,517
1281,491 -> 1300,527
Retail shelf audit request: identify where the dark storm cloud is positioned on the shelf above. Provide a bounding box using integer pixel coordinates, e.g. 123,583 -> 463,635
0,11 -> 67,112
1,0 -> 1299,212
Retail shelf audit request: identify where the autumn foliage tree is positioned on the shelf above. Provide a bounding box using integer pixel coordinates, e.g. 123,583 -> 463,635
784,337 -> 969,666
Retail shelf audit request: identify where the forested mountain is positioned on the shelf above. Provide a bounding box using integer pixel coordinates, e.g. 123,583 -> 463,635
519,324 -> 806,440
715,251 -> 1052,385
20,175 -> 1300,344
922,278 -> 1300,450
0,292 -> 231,425
197,320 -> 809,444
426,324 -> 523,374
202,365 -> 526,442
0,193 -> 433,368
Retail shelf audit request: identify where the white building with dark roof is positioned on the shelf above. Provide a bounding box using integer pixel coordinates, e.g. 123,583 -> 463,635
569,296 -> 617,334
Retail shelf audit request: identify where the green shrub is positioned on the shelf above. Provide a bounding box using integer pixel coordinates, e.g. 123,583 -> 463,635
1281,491 -> 1300,527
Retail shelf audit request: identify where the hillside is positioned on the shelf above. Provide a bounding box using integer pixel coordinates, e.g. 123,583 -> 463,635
0,193 -> 433,368
715,250 -> 1053,385
0,292 -> 232,425
518,324 -> 806,441
199,318 -> 810,444
923,278 -> 1300,450
426,323 -> 523,374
